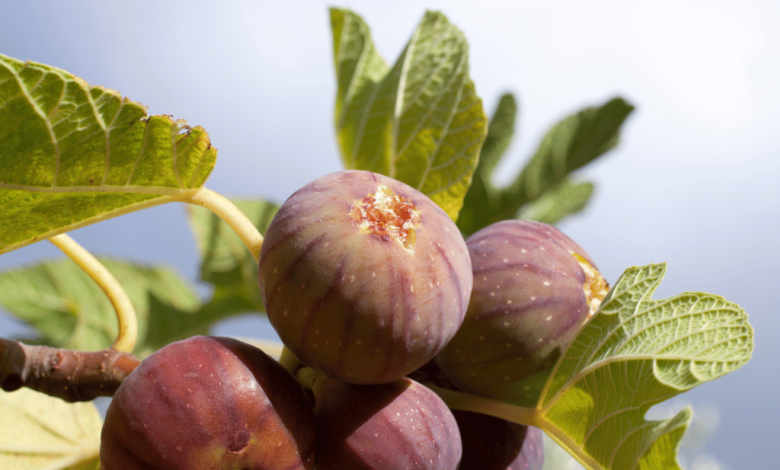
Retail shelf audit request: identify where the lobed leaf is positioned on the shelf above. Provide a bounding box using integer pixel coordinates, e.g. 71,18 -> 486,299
0,54 -> 216,255
0,388 -> 101,469
0,258 -> 236,358
533,263 -> 753,469
331,8 -> 487,220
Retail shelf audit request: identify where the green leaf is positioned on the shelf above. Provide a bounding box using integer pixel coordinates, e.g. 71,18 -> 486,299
0,54 -> 216,255
478,93 -> 517,178
331,8 -> 487,220
0,258 -> 236,358
502,97 -> 633,216
186,198 -> 279,313
457,93 -> 517,233
516,178 -> 594,225
0,388 -> 101,469
534,263 -> 753,469
457,96 -> 632,235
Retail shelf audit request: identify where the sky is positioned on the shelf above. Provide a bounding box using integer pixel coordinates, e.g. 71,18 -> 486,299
1,1 -> 779,467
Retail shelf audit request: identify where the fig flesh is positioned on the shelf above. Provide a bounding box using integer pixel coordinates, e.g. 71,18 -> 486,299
258,170 -> 472,384
436,220 -> 608,405
100,336 -> 315,470
311,376 -> 462,470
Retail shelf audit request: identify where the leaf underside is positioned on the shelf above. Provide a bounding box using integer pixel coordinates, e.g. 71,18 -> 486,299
0,388 -> 101,469
534,263 -> 753,469
0,54 -> 216,255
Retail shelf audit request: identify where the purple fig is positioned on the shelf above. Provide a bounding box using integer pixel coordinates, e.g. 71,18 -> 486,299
258,170 -> 472,384
311,376 -> 462,469
436,220 -> 609,405
453,410 -> 544,470
100,336 -> 316,469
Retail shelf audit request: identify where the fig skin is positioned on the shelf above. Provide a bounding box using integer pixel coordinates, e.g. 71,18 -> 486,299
100,336 -> 316,470
258,170 -> 472,384
436,220 -> 608,405
311,376 -> 462,470
453,410 -> 544,470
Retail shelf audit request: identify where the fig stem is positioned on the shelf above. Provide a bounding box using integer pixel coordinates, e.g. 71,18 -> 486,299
425,383 -> 541,427
49,233 -> 138,353
279,346 -> 302,375
187,187 -> 264,262
427,383 -> 601,469
296,366 -> 324,390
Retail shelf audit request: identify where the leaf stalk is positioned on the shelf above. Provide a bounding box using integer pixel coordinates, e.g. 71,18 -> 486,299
49,233 -> 138,353
187,187 -> 264,262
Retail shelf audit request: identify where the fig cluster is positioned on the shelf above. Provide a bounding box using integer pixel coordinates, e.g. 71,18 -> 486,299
101,170 -> 609,469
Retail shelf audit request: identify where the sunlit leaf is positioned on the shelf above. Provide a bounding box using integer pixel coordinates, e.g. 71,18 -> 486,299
532,263 -> 753,469
0,54 -> 216,254
331,8 -> 487,220
457,92 -> 517,233
0,388 -> 101,469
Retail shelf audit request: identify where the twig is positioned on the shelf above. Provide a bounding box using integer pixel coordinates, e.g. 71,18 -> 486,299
0,338 -> 140,402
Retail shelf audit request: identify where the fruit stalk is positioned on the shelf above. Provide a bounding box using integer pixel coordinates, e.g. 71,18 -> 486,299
424,383 -> 541,427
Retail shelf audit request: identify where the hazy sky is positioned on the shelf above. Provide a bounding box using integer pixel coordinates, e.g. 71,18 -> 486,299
1,2 -> 778,467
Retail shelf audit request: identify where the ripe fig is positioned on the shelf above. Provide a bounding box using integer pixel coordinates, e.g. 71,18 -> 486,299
311,376 -> 462,469
436,220 -> 609,405
258,170 -> 472,384
453,410 -> 544,470
100,336 -> 315,470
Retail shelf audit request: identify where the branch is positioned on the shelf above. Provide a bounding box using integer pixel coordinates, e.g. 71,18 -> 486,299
0,338 -> 140,402
49,233 -> 138,353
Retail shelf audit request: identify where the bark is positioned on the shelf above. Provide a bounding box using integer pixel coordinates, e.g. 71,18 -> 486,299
1,338 -> 140,402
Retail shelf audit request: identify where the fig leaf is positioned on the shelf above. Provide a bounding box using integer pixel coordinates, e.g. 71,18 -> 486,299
0,54 -> 216,255
533,263 -> 753,469
457,95 -> 632,235
0,388 -> 101,469
330,8 -> 487,221
0,258 -> 233,358
516,178 -> 594,225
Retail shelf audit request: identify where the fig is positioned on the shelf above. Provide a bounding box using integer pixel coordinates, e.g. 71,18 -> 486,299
311,376 -> 462,469
453,410 -> 544,470
436,220 -> 609,405
100,336 -> 316,470
258,170 -> 472,384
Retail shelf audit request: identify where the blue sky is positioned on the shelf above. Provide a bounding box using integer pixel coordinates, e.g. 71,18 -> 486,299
1,2 -> 778,467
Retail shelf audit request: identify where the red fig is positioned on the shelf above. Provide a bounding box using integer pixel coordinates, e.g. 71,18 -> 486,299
258,170 -> 472,384
100,336 -> 315,469
436,220 -> 608,405
312,376 -> 462,469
